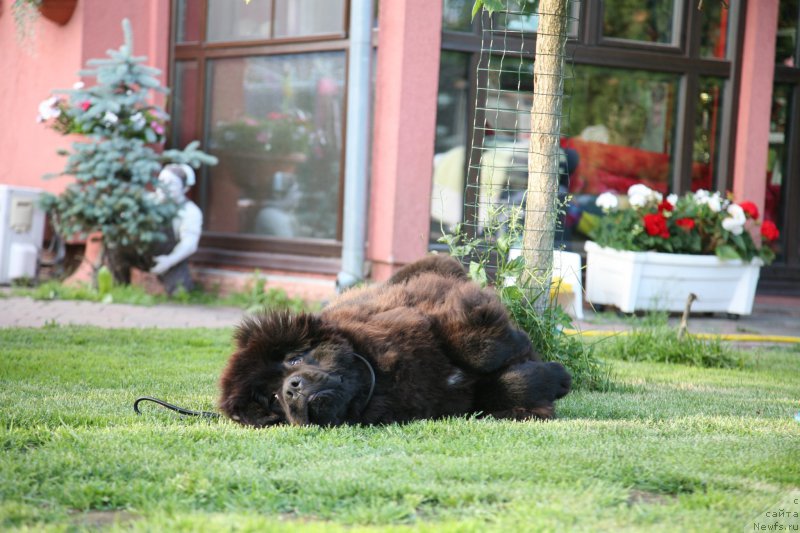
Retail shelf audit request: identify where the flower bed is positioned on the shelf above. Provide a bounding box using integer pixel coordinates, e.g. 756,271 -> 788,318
585,185 -> 780,315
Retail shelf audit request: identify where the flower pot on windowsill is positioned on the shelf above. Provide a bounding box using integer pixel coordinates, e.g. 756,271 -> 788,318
38,0 -> 78,25
215,151 -> 307,201
584,240 -> 762,316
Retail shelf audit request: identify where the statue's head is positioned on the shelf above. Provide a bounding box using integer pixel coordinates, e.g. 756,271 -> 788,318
158,164 -> 196,203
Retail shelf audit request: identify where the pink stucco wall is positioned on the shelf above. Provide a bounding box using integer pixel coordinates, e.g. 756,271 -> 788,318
732,0 -> 779,210
0,0 -> 169,195
368,0 -> 443,281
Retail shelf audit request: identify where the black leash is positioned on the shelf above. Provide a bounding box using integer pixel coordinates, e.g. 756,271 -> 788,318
350,352 -> 376,414
133,396 -> 219,419
132,352 -> 376,421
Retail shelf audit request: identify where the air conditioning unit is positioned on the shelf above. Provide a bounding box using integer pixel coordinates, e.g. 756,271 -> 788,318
0,185 -> 46,285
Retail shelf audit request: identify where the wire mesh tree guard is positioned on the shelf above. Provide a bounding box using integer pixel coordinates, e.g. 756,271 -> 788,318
459,0 -> 579,301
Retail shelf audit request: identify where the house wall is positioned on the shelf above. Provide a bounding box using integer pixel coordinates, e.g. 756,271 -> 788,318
732,0 -> 780,207
368,0 -> 443,281
0,0 -> 169,195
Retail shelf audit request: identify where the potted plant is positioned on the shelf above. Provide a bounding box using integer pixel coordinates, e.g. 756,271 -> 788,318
37,19 -> 217,285
12,0 -> 78,43
585,185 -> 780,315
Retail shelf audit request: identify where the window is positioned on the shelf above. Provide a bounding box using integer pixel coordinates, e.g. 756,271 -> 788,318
433,0 -> 738,251
205,53 -> 345,239
170,0 -> 348,267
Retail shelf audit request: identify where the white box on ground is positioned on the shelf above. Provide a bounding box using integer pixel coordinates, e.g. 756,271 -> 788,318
0,185 -> 46,284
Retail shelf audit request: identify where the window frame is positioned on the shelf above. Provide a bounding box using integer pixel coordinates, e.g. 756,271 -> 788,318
167,0 -> 351,272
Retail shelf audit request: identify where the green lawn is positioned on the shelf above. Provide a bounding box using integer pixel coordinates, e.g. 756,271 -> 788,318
1,327 -> 798,532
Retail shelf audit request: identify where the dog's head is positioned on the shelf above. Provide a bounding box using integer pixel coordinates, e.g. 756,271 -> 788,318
219,311 -> 372,427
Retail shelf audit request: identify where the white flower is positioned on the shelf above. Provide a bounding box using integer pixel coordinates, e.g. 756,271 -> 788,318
707,193 -> 722,213
722,204 -> 746,235
37,96 -> 61,120
667,193 -> 678,206
627,184 -> 653,199
73,81 -> 85,89
628,194 -> 648,208
722,217 -> 745,235
103,111 -> 119,125
694,189 -> 710,201
130,112 -> 146,130
627,183 -> 661,209
595,192 -> 618,211
726,203 -> 745,222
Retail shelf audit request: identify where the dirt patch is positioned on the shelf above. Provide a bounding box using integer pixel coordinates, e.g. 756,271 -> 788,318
70,510 -> 141,528
626,489 -> 677,506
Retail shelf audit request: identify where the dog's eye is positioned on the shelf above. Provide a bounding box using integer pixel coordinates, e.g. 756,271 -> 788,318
287,356 -> 303,366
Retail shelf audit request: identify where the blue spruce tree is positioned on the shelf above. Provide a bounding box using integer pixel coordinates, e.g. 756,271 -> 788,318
40,19 -> 216,284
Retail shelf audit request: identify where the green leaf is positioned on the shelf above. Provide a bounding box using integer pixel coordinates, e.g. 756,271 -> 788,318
472,0 -> 483,20
715,244 -> 741,260
472,0 -> 506,19
469,261 -> 488,287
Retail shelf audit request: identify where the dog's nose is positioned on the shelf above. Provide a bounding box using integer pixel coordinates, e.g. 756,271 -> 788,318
283,376 -> 306,398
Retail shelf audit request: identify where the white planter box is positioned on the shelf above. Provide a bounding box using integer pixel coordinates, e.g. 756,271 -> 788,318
584,241 -> 762,316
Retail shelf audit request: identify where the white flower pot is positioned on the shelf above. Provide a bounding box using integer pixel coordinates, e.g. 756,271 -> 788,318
584,241 -> 762,316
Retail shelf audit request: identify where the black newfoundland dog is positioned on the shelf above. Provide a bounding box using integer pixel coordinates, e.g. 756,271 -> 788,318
219,255 -> 571,426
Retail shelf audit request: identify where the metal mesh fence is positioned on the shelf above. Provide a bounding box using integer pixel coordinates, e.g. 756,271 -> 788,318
461,0 -> 579,283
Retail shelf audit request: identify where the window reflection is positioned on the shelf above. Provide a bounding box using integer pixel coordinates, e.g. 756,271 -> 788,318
431,52 -> 471,242
175,0 -> 201,43
603,0 -> 677,45
274,0 -> 345,38
206,0 -> 272,42
565,66 -> 678,241
693,77 -> 725,191
699,2 -> 729,59
766,84 -> 791,260
443,0 -> 474,32
776,0 -> 799,66
205,53 -> 345,239
495,0 -> 581,37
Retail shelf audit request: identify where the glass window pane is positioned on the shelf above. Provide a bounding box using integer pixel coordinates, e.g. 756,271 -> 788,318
431,51 -> 471,242
693,77 -> 725,192
206,0 -> 272,43
442,0 -> 474,32
765,84 -> 791,261
566,66 -> 678,239
206,53 -> 346,240
170,61 -> 199,149
273,0 -> 345,38
776,0 -> 799,66
699,3 -> 730,59
175,0 -> 201,43
496,0 -> 581,37
603,0 -> 677,45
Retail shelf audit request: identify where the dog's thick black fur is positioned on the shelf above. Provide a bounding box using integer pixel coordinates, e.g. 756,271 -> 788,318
219,255 -> 571,426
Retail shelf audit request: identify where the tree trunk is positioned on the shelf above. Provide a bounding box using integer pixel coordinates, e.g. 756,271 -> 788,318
522,0 -> 569,309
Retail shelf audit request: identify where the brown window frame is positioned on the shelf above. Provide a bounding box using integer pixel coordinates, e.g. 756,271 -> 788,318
167,0 -> 351,274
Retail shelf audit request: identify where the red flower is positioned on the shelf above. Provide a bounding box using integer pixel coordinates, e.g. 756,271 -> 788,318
643,213 -> 670,239
739,201 -> 759,220
675,217 -> 696,231
761,220 -> 780,241
657,200 -> 673,212
79,100 -> 91,112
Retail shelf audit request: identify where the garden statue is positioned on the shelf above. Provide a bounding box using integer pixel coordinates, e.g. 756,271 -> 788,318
148,164 -> 203,292
104,163 -> 202,294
